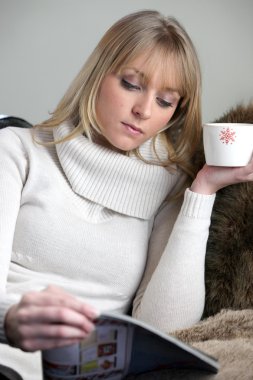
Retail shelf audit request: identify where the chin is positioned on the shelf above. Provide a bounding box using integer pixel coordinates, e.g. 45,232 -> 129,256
109,140 -> 140,153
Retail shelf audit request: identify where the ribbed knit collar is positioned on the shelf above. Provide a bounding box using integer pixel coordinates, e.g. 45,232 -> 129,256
54,122 -> 176,219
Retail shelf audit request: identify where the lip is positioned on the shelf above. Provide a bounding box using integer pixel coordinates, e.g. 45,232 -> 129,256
121,122 -> 143,135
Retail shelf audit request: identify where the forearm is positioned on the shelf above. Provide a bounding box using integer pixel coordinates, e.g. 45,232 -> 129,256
133,189 -> 215,332
0,128 -> 28,343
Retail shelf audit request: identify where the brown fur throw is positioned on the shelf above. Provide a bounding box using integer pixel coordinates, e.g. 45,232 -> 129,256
195,102 -> 253,318
127,309 -> 253,379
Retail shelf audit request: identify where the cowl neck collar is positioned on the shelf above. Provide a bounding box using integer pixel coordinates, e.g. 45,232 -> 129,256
54,122 -> 176,219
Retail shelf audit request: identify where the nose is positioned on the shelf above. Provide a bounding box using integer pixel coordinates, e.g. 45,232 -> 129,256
132,94 -> 152,120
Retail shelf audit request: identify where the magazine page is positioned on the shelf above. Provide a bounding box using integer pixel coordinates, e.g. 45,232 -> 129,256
42,312 -> 219,379
42,316 -> 134,380
102,313 -> 219,376
127,321 -> 219,375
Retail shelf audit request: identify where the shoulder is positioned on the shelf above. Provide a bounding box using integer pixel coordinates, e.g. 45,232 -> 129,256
0,127 -> 56,174
0,127 -> 35,162
0,126 -> 54,152
0,127 -> 32,181
0,126 -> 33,146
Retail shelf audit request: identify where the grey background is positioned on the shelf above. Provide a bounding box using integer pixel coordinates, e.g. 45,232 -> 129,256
1,0 -> 252,124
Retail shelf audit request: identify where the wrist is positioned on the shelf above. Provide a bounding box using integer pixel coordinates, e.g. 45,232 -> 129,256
190,174 -> 217,195
4,305 -> 17,347
190,181 -> 216,195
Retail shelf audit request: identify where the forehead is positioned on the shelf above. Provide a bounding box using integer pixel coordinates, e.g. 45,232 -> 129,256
119,50 -> 183,94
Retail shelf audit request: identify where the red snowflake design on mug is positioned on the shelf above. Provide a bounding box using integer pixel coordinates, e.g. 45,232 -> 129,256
219,127 -> 236,145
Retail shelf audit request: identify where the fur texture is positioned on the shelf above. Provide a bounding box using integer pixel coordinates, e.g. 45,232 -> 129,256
127,309 -> 253,379
199,102 -> 253,318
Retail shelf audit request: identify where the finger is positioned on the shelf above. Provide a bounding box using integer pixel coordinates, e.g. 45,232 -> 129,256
42,287 -> 100,320
21,337 -> 82,352
79,302 -> 101,320
19,322 -> 93,340
233,163 -> 253,182
22,289 -> 79,308
20,291 -> 99,320
17,306 -> 96,332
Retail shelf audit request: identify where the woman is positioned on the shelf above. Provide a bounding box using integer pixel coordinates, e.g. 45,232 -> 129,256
0,10 -> 252,380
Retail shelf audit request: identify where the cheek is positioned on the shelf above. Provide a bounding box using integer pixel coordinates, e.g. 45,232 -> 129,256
150,110 -> 175,135
156,112 -> 173,128
99,88 -> 123,114
162,108 -> 177,125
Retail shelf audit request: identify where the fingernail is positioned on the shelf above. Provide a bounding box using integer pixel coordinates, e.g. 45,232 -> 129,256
90,307 -> 101,319
89,306 -> 101,319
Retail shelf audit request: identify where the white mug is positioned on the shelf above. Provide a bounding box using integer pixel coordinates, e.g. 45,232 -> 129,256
203,123 -> 253,166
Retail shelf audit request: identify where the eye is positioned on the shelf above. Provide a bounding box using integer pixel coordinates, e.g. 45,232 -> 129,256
121,78 -> 140,91
156,97 -> 173,108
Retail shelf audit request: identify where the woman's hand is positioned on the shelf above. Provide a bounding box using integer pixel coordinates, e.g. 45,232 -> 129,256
4,285 -> 99,352
191,157 -> 253,195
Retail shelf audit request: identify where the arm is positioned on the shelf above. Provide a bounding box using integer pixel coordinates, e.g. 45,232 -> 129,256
132,188 -> 215,332
0,128 -> 28,342
133,158 -> 253,332
0,128 -> 98,351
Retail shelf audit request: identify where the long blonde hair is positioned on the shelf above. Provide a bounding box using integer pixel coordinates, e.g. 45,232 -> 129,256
36,10 -> 202,179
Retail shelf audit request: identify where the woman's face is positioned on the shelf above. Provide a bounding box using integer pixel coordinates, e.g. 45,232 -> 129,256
95,54 -> 181,151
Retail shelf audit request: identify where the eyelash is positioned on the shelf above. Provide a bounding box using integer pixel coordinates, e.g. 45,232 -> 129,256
121,78 -> 140,90
120,78 -> 173,108
157,98 -> 172,108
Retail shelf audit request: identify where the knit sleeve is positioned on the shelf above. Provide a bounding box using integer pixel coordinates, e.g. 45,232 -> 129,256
132,188 -> 216,333
0,127 -> 28,343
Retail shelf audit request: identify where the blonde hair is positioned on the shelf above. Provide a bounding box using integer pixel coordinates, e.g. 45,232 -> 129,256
36,10 -> 202,180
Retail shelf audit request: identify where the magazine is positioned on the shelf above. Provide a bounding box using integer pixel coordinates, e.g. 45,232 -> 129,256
41,312 -> 219,380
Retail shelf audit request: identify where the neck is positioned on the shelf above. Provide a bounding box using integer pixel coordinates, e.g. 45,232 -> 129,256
92,130 -> 127,155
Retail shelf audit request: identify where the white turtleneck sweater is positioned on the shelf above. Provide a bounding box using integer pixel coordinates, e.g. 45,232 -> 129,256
0,124 -> 215,380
